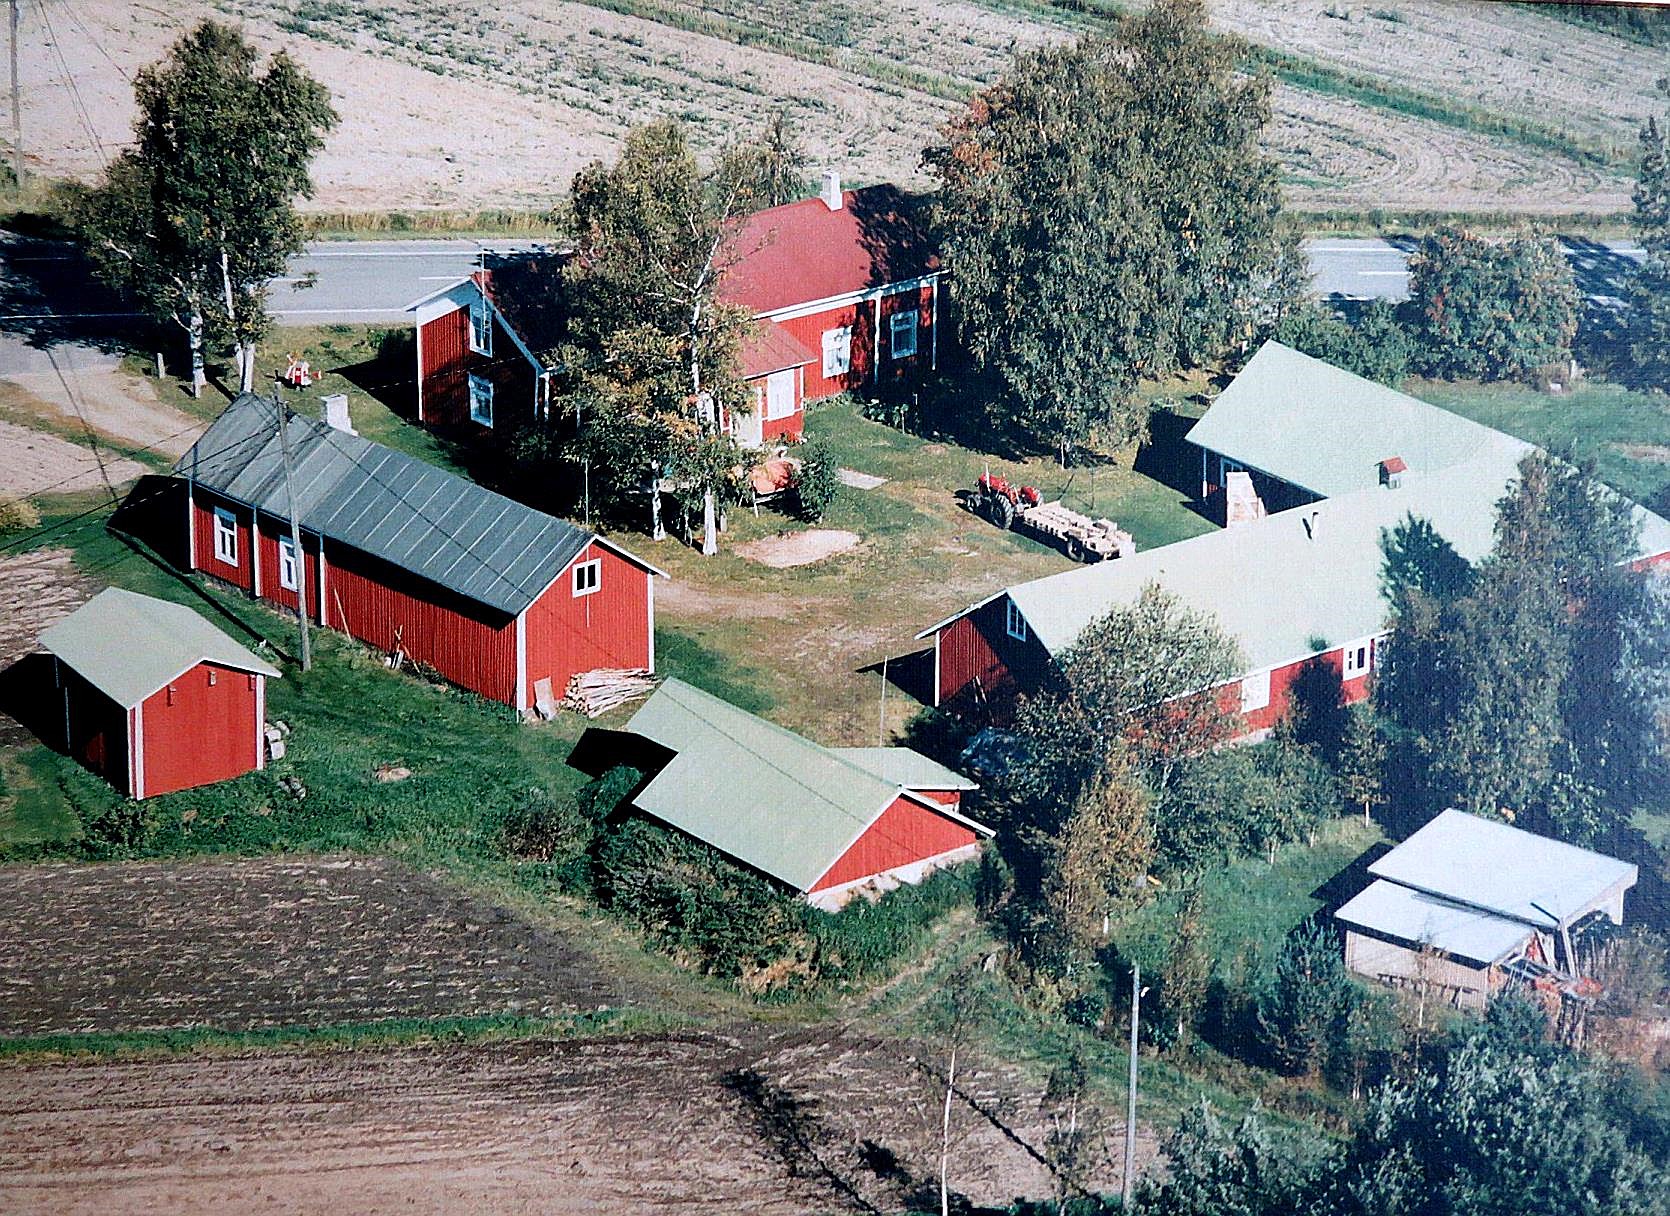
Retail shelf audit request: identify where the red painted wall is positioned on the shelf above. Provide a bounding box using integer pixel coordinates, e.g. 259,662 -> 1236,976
809,792 -> 978,893
907,787 -> 963,809
935,596 -> 1049,713
59,665 -> 129,795
1238,647 -> 1373,734
191,490 -> 254,594
138,661 -> 262,798
254,515 -> 323,621
770,284 -> 934,402
323,541 -> 519,706
419,304 -> 537,429
523,540 -> 653,711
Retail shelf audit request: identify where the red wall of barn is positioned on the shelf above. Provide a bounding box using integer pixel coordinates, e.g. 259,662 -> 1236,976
254,515 -> 323,620
771,284 -> 934,402
323,541 -> 519,705
523,541 -> 652,710
936,596 -> 1048,713
59,665 -> 130,796
1239,648 -> 1373,734
419,304 -> 537,429
138,661 -> 262,798
191,490 -> 254,594
809,793 -> 978,893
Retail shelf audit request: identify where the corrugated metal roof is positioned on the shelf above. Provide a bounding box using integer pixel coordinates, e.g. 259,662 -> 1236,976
830,747 -> 979,791
39,588 -> 280,709
624,679 -> 988,892
175,394 -> 618,617
1184,342 -> 1513,498
738,322 -> 817,379
1335,879 -> 1534,968
1368,809 -> 1637,929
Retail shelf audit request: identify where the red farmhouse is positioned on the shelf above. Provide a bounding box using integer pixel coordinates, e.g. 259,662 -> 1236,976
174,394 -> 662,714
39,588 -> 279,799
405,174 -> 941,445
919,345 -> 1670,735
620,678 -> 988,910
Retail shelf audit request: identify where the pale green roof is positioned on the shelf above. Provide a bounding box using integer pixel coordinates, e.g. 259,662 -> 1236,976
1185,341 -> 1514,498
830,747 -> 979,791
624,679 -> 987,892
39,588 -> 280,710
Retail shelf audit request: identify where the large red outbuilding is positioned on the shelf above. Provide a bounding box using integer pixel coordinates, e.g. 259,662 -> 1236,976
173,394 -> 662,714
38,588 -> 280,800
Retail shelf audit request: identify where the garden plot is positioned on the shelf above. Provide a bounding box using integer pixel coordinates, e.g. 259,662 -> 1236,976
0,855 -> 641,1036
0,1025 -> 1149,1215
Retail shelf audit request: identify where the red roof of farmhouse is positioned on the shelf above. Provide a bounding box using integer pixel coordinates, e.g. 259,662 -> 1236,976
717,184 -> 939,315
737,322 -> 817,379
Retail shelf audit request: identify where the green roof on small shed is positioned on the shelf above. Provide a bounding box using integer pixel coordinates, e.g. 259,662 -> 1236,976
39,588 -> 279,710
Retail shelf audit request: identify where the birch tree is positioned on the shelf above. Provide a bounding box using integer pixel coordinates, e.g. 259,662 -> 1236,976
78,22 -> 335,395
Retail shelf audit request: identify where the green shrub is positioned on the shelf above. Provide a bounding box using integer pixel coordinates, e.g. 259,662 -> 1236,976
498,789 -> 596,889
810,865 -> 975,981
1254,920 -> 1358,1076
0,494 -> 41,536
1272,299 -> 1412,386
1159,737 -> 1339,869
792,437 -> 841,521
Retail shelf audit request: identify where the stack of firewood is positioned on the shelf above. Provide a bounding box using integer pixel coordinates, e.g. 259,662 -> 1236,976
563,668 -> 657,718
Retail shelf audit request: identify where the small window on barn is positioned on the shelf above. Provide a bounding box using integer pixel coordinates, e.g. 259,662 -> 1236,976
278,535 -> 299,592
822,326 -> 852,378
212,507 -> 238,566
166,684 -> 177,706
1006,599 -> 1028,642
1343,638 -> 1374,679
469,299 -> 493,356
889,310 -> 918,359
1241,668 -> 1271,713
469,373 -> 495,428
572,558 -> 602,598
207,669 -> 217,687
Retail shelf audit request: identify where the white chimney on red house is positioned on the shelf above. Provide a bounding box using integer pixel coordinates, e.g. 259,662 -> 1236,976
821,169 -> 843,211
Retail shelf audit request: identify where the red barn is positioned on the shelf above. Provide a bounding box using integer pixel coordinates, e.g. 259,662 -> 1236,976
38,588 -> 279,799
406,175 -> 941,444
173,394 -> 662,715
621,679 -> 989,910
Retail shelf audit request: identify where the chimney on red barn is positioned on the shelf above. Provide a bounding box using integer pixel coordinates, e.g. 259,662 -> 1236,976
821,169 -> 843,211
1379,456 -> 1407,489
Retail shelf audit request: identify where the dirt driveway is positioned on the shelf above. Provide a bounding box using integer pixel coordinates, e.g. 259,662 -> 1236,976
0,1026 -> 1150,1214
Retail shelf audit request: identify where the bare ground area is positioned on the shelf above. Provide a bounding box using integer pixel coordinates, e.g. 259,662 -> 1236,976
0,417 -> 141,498
25,0 -> 1638,213
0,547 -> 93,671
736,529 -> 862,568
0,856 -> 643,1036
0,1026 -> 1152,1214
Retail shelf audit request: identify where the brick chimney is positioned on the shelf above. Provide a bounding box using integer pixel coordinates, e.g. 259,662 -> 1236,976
1224,470 -> 1266,529
820,169 -> 843,211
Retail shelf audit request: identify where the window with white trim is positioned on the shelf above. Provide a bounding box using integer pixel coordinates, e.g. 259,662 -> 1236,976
278,535 -> 299,592
1240,668 -> 1271,713
469,299 -> 493,355
889,310 -> 918,359
572,558 -> 601,597
212,507 -> 238,566
1343,638 -> 1374,679
469,373 -> 495,427
821,326 -> 852,378
763,370 -> 796,421
1006,599 -> 1028,642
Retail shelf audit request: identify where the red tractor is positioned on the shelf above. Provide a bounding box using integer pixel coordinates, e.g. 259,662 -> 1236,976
966,470 -> 1137,563
971,470 -> 1040,531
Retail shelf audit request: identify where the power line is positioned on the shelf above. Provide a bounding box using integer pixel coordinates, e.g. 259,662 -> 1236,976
35,0 -> 106,168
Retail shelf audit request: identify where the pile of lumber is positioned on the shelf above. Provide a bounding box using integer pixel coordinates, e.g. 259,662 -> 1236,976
563,668 -> 657,718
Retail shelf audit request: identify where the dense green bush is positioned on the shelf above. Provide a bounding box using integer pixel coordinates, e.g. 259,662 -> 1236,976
809,866 -> 975,981
1254,920 -> 1358,1076
1158,737 -> 1339,869
792,436 -> 842,521
1272,299 -> 1412,386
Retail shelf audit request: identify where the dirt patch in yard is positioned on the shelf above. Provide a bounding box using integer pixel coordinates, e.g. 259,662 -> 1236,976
0,419 -> 144,499
735,529 -> 861,568
1612,442 -> 1670,464
0,548 -> 94,672
0,1025 -> 1152,1214
0,856 -> 646,1036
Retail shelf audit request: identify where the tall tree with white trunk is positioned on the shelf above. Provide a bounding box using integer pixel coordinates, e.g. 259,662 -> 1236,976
78,21 -> 335,396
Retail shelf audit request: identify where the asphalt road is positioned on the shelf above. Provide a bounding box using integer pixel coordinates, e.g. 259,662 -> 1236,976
0,233 -> 1650,332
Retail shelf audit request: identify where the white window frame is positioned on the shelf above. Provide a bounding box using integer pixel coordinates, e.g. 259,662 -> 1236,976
763,370 -> 796,421
572,558 -> 602,598
1006,599 -> 1028,642
821,326 -> 853,378
1343,637 -> 1374,679
469,299 -> 493,356
469,373 -> 495,428
278,534 -> 300,592
212,507 -> 238,566
1240,668 -> 1271,713
889,310 -> 918,359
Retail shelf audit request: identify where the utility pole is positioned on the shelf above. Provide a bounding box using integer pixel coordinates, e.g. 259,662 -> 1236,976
9,0 -> 21,196
1122,963 -> 1141,1210
877,654 -> 888,747
273,395 -> 312,671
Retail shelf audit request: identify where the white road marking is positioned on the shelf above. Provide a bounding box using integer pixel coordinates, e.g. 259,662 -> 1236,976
1356,269 -> 1410,276
271,307 -> 409,316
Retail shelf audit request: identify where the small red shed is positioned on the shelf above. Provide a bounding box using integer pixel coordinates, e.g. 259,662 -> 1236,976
38,588 -> 279,800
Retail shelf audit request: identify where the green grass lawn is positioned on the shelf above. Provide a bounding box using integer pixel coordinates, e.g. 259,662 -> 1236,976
1413,377 -> 1670,509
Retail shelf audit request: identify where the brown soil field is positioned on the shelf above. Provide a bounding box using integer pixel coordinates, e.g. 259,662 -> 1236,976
24,0 -> 1644,214
0,856 -> 641,1036
0,1026 -> 1150,1214
0,416 -> 142,498
0,547 -> 93,669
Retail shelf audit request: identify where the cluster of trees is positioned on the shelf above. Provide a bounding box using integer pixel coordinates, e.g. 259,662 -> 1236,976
1136,994 -> 1670,1216
927,0 -> 1303,460
1376,450 -> 1670,843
